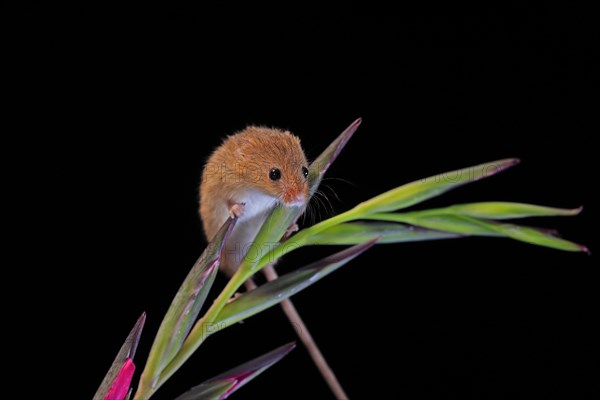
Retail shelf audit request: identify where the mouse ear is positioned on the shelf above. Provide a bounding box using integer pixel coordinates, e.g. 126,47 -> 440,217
308,118 -> 362,197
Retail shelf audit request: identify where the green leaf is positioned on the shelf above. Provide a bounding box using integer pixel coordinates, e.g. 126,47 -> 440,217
353,158 -> 520,215
93,313 -> 146,400
305,221 -> 461,245
243,204 -> 303,274
242,118 -> 362,274
369,213 -> 587,252
467,217 -> 588,252
368,213 -> 502,236
214,240 -> 377,331
174,343 -> 296,400
441,202 -> 583,220
139,218 -> 237,389
308,118 -> 361,197
174,380 -> 234,400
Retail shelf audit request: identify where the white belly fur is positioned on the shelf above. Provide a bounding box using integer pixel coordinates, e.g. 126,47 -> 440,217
220,189 -> 279,275
237,189 -> 278,221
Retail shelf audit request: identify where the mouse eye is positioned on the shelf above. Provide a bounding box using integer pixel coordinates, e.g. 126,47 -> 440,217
302,166 -> 309,178
269,167 -> 282,181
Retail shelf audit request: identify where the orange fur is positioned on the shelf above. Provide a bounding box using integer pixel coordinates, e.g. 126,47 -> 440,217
199,126 -> 309,274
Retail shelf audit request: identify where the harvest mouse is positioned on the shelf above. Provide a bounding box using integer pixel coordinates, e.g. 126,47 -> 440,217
198,125 -> 348,398
199,126 -> 310,275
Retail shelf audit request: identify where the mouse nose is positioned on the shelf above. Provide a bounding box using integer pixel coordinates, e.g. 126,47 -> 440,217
293,192 -> 306,204
283,190 -> 306,206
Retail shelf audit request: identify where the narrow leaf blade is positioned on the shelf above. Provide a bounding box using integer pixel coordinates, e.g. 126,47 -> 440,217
174,343 -> 296,400
368,213 -> 502,236
174,380 -> 234,400
246,119 -> 361,273
93,313 -> 146,400
465,217 -> 589,253
445,202 -> 583,220
354,158 -> 520,215
216,240 -> 377,331
306,221 -> 461,245
140,218 -> 236,387
244,204 -> 303,274
370,213 -> 587,253
308,118 -> 361,196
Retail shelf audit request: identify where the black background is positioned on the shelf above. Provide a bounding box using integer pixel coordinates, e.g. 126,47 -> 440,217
19,10 -> 597,400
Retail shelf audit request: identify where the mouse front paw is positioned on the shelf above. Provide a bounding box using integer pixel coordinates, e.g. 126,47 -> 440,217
228,201 -> 246,219
283,223 -> 299,239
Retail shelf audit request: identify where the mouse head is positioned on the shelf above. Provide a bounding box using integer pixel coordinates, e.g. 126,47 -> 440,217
233,127 -> 310,206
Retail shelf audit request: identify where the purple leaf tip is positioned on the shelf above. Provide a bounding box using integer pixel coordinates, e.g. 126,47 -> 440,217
487,158 -> 520,176
581,246 -> 591,256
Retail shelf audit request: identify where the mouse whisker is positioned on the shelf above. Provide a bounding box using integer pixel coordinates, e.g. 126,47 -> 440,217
321,176 -> 357,188
315,189 -> 336,217
319,184 -> 341,205
304,199 -> 317,226
309,190 -> 332,223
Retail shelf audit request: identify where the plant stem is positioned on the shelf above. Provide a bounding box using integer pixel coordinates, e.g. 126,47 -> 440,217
263,264 -> 349,400
244,268 -> 349,399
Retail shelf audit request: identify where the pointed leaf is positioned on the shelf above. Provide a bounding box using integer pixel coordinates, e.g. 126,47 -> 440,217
368,213 -> 502,236
241,119 -> 361,273
174,380 -> 234,400
174,343 -> 296,400
308,118 -> 361,196
443,202 -> 583,220
466,217 -> 588,253
353,158 -> 520,215
369,213 -> 587,252
306,221 -> 461,245
215,240 -> 377,331
140,218 -> 236,388
93,313 -> 146,400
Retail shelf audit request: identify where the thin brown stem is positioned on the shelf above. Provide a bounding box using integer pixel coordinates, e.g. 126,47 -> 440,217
261,264 -> 349,400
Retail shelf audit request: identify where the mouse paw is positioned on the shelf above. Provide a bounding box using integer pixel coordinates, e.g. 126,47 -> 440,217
226,292 -> 242,304
283,223 -> 299,239
228,201 -> 246,219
